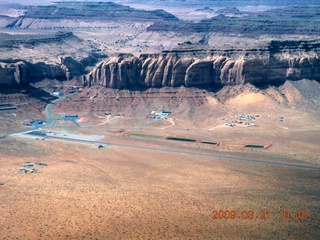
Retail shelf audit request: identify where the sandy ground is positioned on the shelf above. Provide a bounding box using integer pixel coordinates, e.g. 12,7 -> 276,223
0,137 -> 319,239
1,83 -> 319,239
0,3 -> 319,238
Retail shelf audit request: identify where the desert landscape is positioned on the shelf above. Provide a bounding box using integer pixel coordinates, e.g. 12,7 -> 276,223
0,0 -> 319,239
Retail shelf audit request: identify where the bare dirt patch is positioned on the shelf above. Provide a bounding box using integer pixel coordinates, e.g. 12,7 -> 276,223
0,137 -> 319,239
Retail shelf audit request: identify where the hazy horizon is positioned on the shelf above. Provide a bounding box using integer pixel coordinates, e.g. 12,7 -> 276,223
1,0 -> 320,6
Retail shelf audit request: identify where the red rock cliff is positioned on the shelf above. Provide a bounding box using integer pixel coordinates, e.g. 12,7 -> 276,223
85,41 -> 320,89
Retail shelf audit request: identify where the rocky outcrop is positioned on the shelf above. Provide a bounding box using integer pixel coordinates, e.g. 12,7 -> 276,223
0,56 -> 96,87
0,60 -> 68,87
0,61 -> 28,86
0,30 -> 101,87
85,41 -> 320,89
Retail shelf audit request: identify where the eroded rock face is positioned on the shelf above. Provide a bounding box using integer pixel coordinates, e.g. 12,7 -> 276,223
85,44 -> 320,89
0,60 -> 68,87
0,56 -> 95,87
0,61 -> 28,87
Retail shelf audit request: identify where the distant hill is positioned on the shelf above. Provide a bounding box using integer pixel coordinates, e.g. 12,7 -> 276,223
0,1 -> 179,29
147,5 -> 320,37
2,0 -> 320,7
112,0 -> 320,7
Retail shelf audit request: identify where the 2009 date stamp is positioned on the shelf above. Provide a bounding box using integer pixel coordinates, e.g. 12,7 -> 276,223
212,210 -> 308,220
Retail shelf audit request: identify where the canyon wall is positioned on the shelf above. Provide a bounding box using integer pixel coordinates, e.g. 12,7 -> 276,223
0,31 -> 101,88
0,60 -> 71,87
85,42 -> 320,89
2,40 -> 320,89
0,55 -> 99,87
0,61 -> 28,87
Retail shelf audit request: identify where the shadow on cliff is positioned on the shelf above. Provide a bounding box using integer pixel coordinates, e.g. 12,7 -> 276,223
203,81 -> 286,93
0,85 -> 57,104
251,81 -> 285,90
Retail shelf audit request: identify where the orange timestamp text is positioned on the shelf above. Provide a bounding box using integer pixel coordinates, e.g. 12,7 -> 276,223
212,210 -> 308,220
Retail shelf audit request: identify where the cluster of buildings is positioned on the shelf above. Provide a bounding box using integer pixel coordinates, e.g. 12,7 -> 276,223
18,162 -> 47,174
223,113 -> 258,128
237,114 -> 256,121
60,114 -> 79,120
60,114 -> 80,127
53,91 -> 64,97
22,119 -> 46,127
277,116 -> 285,121
148,110 -> 171,119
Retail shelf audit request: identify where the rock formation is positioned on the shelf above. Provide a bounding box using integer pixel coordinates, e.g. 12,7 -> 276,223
85,41 -> 320,89
5,2 -> 178,30
0,31 -> 102,88
0,61 -> 28,86
0,56 -> 97,87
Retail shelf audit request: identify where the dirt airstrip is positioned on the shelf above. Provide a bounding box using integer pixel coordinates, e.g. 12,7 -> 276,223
0,135 -> 319,239
1,81 -> 320,239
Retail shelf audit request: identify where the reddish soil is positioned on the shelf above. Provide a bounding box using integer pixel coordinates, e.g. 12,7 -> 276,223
0,81 -> 319,239
0,138 -> 319,239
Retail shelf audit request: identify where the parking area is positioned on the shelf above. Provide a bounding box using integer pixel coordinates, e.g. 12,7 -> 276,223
22,119 -> 47,128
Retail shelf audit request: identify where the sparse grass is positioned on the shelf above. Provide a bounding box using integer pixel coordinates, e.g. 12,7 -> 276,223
129,133 -> 163,139
166,137 -> 197,142
245,144 -> 265,148
9,136 -> 315,239
201,141 -> 218,145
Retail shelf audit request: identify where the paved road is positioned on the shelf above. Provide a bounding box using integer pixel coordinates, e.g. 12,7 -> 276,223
45,95 -> 65,126
1,92 -> 77,140
2,90 -> 319,171
45,92 -> 78,127
44,134 -> 320,171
